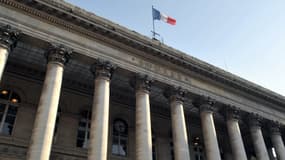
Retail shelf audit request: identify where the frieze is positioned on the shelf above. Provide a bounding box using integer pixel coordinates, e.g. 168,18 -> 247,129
131,56 -> 191,83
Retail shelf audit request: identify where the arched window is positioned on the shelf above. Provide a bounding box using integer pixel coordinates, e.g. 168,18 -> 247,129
112,119 -> 128,156
76,110 -> 91,148
0,89 -> 20,135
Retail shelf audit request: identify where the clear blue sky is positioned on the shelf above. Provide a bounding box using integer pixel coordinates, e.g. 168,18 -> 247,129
65,0 -> 285,96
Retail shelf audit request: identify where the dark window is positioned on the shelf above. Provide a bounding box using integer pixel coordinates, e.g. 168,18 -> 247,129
53,108 -> 61,143
152,134 -> 157,160
170,141 -> 175,160
112,119 -> 128,156
0,89 -> 20,135
76,110 -> 91,148
193,136 -> 204,160
169,132 -> 175,160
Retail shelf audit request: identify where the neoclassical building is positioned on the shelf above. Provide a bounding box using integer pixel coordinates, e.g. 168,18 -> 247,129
0,0 -> 284,160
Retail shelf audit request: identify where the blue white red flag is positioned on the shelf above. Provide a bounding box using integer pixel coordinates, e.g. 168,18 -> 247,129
152,7 -> 176,25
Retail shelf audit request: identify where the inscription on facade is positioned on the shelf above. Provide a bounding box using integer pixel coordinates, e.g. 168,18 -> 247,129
129,56 -> 190,83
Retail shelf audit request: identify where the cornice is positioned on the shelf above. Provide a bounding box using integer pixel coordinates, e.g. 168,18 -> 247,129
1,0 -> 285,106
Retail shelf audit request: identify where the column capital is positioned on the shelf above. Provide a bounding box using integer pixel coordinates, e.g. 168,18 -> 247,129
199,96 -> 216,113
269,121 -> 282,135
90,59 -> 116,80
248,113 -> 263,128
225,105 -> 241,121
164,86 -> 187,103
131,74 -> 153,93
45,43 -> 72,65
0,25 -> 20,51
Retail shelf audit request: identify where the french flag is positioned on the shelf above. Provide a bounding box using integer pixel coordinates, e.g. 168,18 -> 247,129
152,7 -> 176,25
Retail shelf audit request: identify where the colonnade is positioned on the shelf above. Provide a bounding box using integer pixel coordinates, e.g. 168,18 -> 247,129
1,25 -> 285,160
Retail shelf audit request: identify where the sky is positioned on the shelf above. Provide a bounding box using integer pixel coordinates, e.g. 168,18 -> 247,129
65,0 -> 285,96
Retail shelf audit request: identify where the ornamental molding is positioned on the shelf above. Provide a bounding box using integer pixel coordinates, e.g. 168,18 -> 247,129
0,0 -> 285,106
131,74 -> 153,93
248,113 -> 263,128
199,96 -> 216,106
268,121 -> 282,135
164,86 -> 187,103
0,24 -> 20,51
0,142 -> 86,160
225,105 -> 241,120
46,43 -> 72,65
0,143 -> 26,158
90,59 -> 116,80
199,96 -> 216,113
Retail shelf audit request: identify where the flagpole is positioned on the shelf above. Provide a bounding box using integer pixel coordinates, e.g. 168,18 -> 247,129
152,5 -> 156,39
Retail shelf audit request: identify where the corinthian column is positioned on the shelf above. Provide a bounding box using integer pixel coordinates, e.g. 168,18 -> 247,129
269,122 -> 285,160
199,97 -> 221,160
27,44 -> 72,160
0,25 -> 20,82
165,87 -> 190,160
225,107 -> 247,160
88,59 -> 116,160
249,114 -> 270,160
134,74 -> 153,160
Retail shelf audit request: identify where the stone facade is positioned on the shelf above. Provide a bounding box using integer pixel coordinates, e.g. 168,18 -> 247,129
0,0 -> 284,160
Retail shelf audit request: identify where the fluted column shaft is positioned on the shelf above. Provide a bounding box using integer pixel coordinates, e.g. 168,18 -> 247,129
27,44 -> 71,160
200,99 -> 221,160
270,124 -> 285,160
249,115 -> 270,160
226,108 -> 247,160
166,87 -> 190,160
0,25 -> 19,82
88,60 -> 115,160
134,75 -> 153,160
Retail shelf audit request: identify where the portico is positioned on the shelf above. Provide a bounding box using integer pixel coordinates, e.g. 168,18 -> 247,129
0,1 -> 284,160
